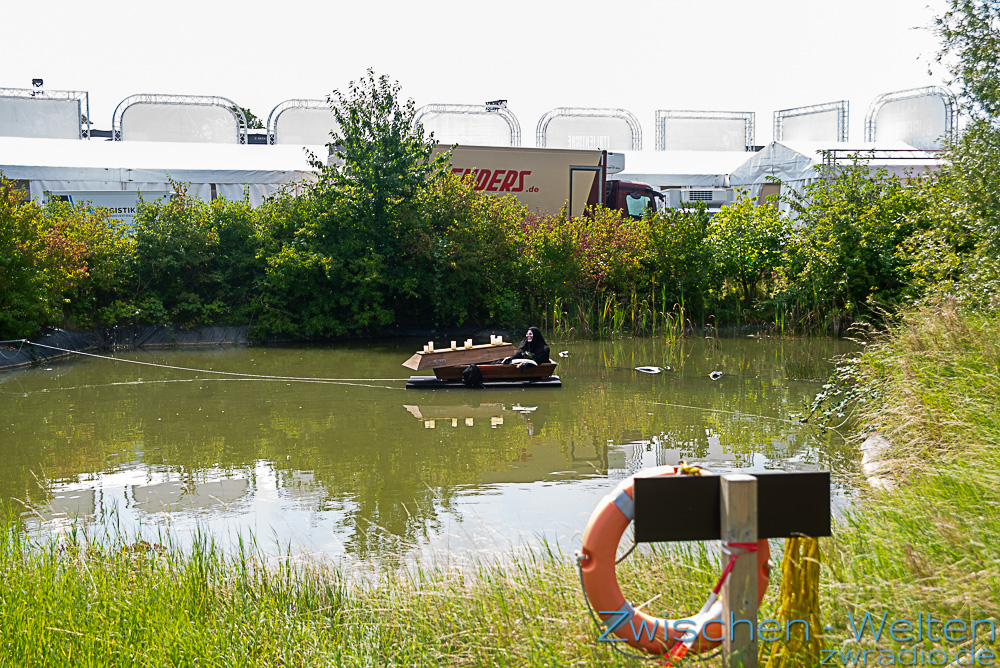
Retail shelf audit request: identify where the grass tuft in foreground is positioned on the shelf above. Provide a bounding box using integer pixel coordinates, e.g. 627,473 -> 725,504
0,519 -> 731,667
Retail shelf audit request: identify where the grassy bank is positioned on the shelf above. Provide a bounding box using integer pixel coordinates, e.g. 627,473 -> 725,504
815,302 -> 1000,660
0,523 -> 729,667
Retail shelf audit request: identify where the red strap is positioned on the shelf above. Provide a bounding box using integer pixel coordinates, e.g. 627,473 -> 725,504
661,541 -> 759,665
712,542 -> 758,595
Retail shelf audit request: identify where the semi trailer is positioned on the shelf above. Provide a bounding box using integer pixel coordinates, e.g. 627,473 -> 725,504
440,145 -> 663,218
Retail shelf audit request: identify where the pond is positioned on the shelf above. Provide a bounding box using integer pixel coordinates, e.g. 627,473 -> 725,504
0,336 -> 857,568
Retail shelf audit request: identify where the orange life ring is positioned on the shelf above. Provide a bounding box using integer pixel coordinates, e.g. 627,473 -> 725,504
579,465 -> 770,658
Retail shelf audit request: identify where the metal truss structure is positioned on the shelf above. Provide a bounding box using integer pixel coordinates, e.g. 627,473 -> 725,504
773,100 -> 849,143
864,87 -> 958,144
820,147 -> 942,168
0,87 -> 91,139
413,103 -> 522,147
112,94 -> 247,143
536,107 -> 642,150
266,99 -> 330,145
654,109 -> 755,151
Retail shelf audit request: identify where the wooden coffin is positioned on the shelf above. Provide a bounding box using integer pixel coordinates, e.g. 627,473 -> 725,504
402,343 -> 515,371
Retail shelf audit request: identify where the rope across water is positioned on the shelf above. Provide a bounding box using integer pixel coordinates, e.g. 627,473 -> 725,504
10,340 -> 411,389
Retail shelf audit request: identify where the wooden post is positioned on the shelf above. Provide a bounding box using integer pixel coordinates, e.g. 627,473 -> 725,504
721,474 -> 758,668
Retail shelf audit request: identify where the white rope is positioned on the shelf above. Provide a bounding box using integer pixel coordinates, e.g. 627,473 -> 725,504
648,400 -> 797,424
23,341 -> 410,384
31,377 -> 409,392
0,339 -> 27,360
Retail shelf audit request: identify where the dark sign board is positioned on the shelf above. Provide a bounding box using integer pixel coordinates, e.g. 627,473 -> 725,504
633,471 -> 831,542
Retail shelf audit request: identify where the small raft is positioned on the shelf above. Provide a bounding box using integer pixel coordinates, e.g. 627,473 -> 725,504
402,339 -> 561,389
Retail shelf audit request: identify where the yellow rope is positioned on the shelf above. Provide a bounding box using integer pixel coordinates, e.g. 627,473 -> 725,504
677,461 -> 703,475
760,536 -> 824,668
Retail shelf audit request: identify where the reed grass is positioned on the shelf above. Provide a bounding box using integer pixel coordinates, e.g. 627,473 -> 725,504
809,300 -> 1000,661
0,518 -> 730,667
539,290 -> 686,341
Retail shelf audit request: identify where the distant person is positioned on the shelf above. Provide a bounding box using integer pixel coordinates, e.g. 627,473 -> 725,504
504,327 -> 551,365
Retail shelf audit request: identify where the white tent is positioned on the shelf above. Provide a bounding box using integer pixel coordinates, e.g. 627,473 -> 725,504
730,140 -> 941,202
0,136 -> 323,208
610,150 -> 756,189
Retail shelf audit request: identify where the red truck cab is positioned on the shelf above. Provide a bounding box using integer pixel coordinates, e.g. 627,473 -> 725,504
605,180 -> 664,218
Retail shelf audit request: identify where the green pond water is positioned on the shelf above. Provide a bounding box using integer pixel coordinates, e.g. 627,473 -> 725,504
0,336 -> 857,567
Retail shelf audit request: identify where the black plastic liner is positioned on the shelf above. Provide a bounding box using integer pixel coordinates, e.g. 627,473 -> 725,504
0,325 -> 250,372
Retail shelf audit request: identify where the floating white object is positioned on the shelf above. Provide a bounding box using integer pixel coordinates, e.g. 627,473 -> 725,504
709,371 -> 724,380
635,366 -> 663,374
558,350 -> 569,358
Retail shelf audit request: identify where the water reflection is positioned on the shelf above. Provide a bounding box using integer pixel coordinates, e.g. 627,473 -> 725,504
0,337 -> 857,565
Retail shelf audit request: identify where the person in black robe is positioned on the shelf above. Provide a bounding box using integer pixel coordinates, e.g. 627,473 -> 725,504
504,326 -> 551,364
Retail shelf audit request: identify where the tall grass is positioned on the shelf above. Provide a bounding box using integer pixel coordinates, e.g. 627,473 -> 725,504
0,515 -> 732,667
810,300 -> 1000,660
539,290 -> 686,341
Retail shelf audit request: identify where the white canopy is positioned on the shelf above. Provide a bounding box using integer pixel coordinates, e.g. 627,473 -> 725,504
730,140 -> 941,192
0,136 -> 323,206
611,150 -> 756,188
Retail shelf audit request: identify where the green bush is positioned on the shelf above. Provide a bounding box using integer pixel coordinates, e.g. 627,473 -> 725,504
402,172 -> 528,327
129,188 -> 263,327
781,158 -> 922,331
642,205 -> 716,318
0,177 -> 95,338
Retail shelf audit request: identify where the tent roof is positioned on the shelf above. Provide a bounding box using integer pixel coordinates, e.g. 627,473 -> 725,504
612,150 -> 755,188
730,140 -> 940,186
0,136 -> 323,183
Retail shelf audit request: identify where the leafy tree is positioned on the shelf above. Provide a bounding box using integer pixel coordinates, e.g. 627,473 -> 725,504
783,157 -> 921,326
321,69 -> 445,232
0,176 -> 92,337
44,199 -> 135,328
643,205 -> 716,316
256,71 -> 446,337
128,186 -> 263,327
708,190 -> 789,307
901,2 -> 1000,309
240,107 -> 264,130
935,0 -> 1000,120
402,172 -> 528,327
903,120 -> 1000,308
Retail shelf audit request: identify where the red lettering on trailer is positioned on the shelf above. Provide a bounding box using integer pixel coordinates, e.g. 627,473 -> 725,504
451,168 -> 533,193
486,170 -> 505,192
514,170 -> 531,192
499,170 -> 519,192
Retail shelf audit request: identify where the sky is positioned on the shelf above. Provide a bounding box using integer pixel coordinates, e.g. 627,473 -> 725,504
3,0 -> 951,146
